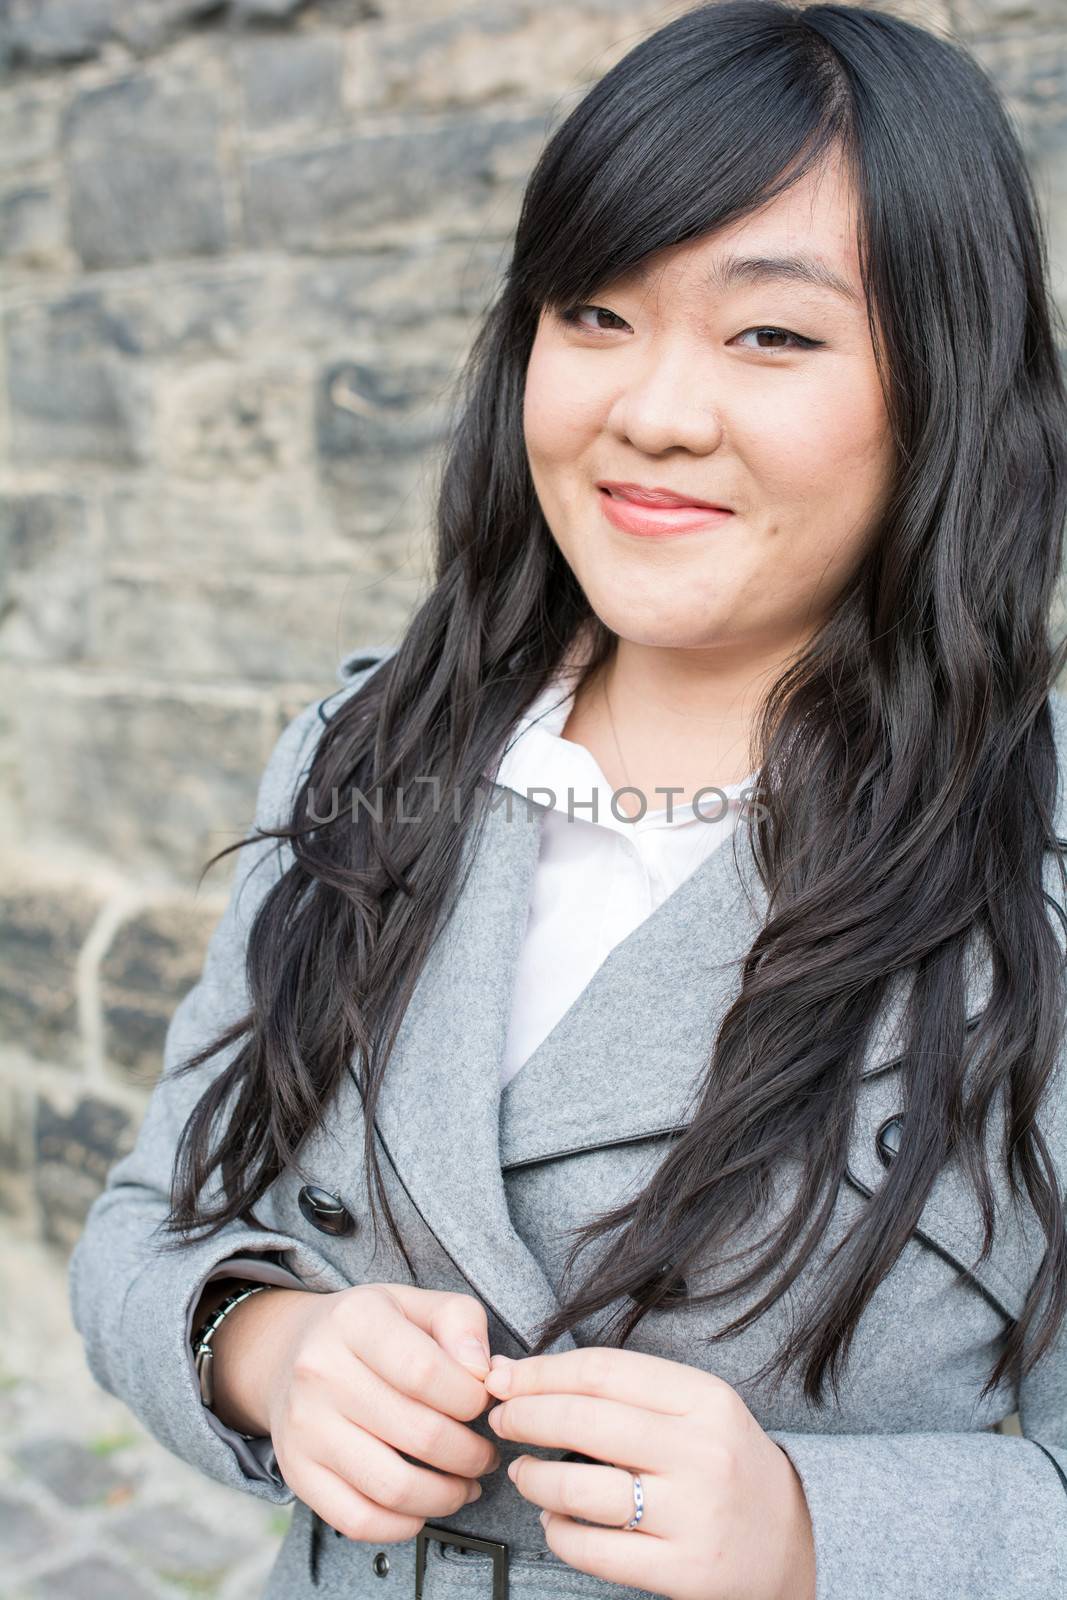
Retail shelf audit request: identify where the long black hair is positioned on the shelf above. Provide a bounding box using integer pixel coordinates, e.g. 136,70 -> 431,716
160,0 -> 1067,1405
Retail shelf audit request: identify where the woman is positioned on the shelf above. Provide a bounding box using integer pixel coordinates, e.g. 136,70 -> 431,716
69,3 -> 1067,1598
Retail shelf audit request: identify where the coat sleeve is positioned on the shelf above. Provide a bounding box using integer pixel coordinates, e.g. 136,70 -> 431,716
770,1422 -> 1066,1597
68,692 -> 355,1506
769,1273 -> 1067,1596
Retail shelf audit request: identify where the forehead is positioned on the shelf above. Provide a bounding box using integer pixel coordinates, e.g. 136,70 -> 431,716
611,160 -> 865,308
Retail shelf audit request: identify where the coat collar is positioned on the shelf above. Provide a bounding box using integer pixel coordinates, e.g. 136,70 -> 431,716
358,778 -> 992,1350
334,647 -> 1054,1350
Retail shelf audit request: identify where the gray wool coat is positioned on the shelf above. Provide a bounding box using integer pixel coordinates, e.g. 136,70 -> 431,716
69,645 -> 1067,1600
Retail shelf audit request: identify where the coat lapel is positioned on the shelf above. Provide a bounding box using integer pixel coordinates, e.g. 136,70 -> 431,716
498,808 -> 767,1169
365,773 -> 1004,1348
368,783 -> 578,1353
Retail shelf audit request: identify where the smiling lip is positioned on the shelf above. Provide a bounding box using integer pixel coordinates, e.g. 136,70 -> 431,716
597,481 -> 731,511
597,486 -> 734,538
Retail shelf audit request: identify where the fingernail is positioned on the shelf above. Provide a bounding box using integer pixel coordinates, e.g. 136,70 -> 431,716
465,1482 -> 482,1503
486,1363 -> 512,1394
489,1353 -> 514,1370
457,1337 -> 491,1368
506,1459 -> 520,1481
539,1509 -> 549,1526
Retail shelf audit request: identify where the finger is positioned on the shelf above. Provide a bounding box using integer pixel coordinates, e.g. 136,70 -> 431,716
509,1453 -> 663,1536
317,1408 -> 485,1521
540,1505 -> 667,1594
329,1340 -> 500,1479
290,1457 -> 424,1545
376,1284 -> 493,1376
489,1393 -> 677,1474
337,1287 -> 488,1420
485,1346 -> 700,1415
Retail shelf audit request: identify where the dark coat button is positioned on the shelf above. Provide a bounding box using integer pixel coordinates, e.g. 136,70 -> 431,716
298,1184 -> 356,1236
876,1116 -> 904,1168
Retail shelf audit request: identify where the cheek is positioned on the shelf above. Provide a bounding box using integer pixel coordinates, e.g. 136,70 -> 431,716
744,365 -> 890,501
523,345 -> 602,467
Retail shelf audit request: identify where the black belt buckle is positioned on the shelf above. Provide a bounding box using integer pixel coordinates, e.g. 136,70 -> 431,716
415,1524 -> 509,1598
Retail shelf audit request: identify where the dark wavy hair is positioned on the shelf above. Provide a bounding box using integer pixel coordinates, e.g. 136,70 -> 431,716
160,0 -> 1067,1406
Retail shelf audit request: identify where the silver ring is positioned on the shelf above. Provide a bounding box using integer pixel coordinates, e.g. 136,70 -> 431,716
622,1472 -> 644,1530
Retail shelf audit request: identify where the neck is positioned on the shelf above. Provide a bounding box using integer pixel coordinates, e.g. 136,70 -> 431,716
561,630 -> 809,812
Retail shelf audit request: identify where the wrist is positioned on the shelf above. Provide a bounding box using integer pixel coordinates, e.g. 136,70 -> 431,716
203,1285 -> 312,1438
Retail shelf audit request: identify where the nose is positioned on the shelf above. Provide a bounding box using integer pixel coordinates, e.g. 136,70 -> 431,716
608,343 -> 726,459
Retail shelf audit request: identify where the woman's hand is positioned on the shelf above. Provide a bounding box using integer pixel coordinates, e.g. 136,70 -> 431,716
483,1347 -> 815,1600
220,1282 -> 501,1543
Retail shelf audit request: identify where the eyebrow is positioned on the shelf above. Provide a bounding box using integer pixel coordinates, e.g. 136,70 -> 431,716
624,252 -> 862,307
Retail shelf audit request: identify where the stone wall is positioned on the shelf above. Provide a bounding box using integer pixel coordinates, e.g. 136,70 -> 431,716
2,0 -> 1065,1255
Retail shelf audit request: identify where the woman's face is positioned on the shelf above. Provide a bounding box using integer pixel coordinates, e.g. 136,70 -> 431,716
523,156 -> 896,661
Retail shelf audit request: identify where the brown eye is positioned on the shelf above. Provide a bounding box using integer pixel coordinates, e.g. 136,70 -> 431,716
558,304 -> 629,332
734,325 -> 821,352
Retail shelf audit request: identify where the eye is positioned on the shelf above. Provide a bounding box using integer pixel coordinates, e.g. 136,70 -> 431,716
734,325 -> 822,353
555,304 -> 823,353
556,304 -> 629,332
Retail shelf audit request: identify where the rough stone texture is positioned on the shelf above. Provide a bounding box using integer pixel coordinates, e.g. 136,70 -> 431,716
62,73 -> 230,270
0,879 -> 104,1071
0,2 -> 1063,1589
238,33 -> 343,131
0,493 -> 93,663
100,899 -> 219,1088
0,1235 -> 288,1597
6,296 -> 154,466
10,1435 -> 138,1509
242,116 -> 547,249
11,682 -> 271,876
35,1094 -> 135,1251
0,1488 -> 59,1568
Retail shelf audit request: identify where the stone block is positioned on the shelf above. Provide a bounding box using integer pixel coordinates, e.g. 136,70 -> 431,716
110,0 -> 233,57
35,1093 -> 134,1247
90,570 -> 367,682
0,492 -> 93,664
345,1 -> 665,113
102,478 -> 351,570
0,180 -> 65,269
100,899 -> 220,1088
243,116 -> 544,249
964,28 -> 1067,158
315,356 -> 454,462
0,0 -> 115,68
0,88 -> 60,170
0,1077 -> 34,1222
10,1435 -> 135,1509
5,296 -> 152,466
0,1487 -> 58,1568
12,683 -> 269,879
953,1 -> 1067,29
279,239 -> 507,344
233,0 -> 311,18
0,879 -> 104,1071
239,32 -> 343,131
62,72 -> 228,269
24,1556 -> 156,1600
109,1501 -> 258,1584
153,358 -> 311,479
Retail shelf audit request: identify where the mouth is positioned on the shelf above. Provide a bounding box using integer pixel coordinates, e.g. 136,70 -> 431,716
596,485 -> 735,538
596,481 -> 732,512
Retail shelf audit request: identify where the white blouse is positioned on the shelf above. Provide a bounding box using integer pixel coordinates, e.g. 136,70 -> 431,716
486,664 -> 756,1089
